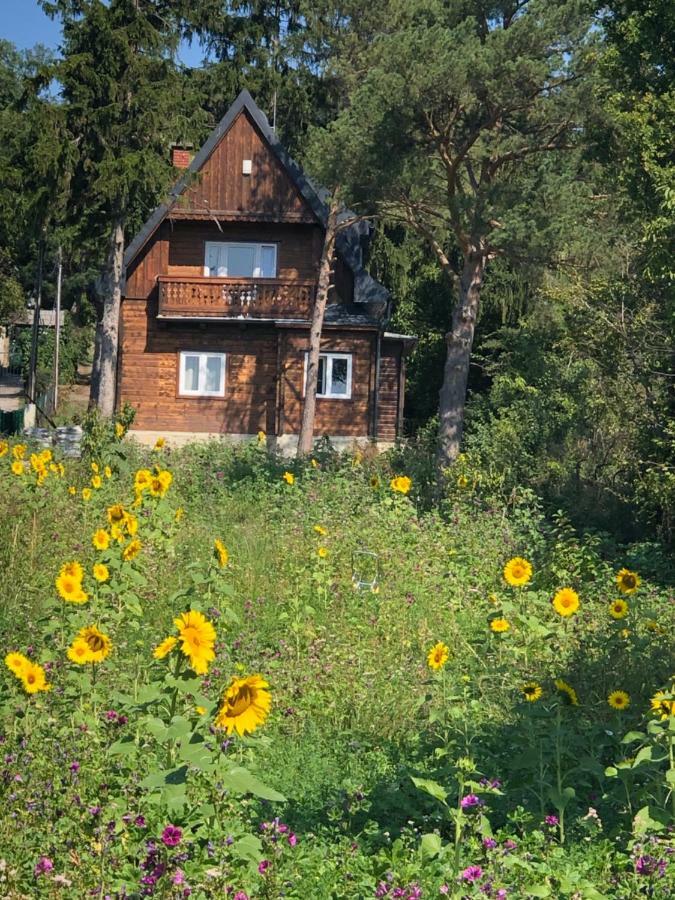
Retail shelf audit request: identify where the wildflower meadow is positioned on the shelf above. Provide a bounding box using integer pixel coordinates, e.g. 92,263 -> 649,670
0,430 -> 673,898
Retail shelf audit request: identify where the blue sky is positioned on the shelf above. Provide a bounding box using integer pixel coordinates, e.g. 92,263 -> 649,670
1,0 -> 207,67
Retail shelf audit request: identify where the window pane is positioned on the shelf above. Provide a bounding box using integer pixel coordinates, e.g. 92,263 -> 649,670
317,356 -> 326,395
330,358 -> 348,395
205,356 -> 222,393
260,245 -> 276,277
183,355 -> 200,392
206,245 -> 221,277
227,245 -> 256,277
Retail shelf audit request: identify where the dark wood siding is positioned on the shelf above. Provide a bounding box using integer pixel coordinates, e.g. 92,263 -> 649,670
177,110 -> 315,222
377,341 -> 402,441
119,299 -> 278,435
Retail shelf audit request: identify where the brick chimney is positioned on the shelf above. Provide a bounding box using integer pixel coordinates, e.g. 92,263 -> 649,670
171,146 -> 193,169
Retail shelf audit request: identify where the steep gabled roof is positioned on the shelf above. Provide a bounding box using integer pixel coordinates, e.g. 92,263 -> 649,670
123,90 -> 390,316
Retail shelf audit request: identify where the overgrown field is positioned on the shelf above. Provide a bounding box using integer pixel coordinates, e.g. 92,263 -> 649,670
0,433 -> 673,899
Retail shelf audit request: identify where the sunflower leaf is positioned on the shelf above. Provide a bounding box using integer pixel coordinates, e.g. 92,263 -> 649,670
221,766 -> 286,802
411,776 -> 448,805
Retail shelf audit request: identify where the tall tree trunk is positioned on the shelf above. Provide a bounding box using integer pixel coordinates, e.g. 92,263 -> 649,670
89,219 -> 124,416
297,192 -> 341,457
437,250 -> 485,469
88,315 -> 103,410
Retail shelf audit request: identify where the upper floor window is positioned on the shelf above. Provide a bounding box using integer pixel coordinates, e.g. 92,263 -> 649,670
304,352 -> 352,399
178,351 -> 226,397
204,241 -> 277,278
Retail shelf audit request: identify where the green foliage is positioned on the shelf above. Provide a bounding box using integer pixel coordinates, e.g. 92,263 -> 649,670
0,439 -> 673,896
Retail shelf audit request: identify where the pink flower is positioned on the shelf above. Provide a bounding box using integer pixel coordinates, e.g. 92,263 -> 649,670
34,856 -> 54,877
161,825 -> 182,847
258,859 -> 270,875
288,833 -> 298,847
461,866 -> 483,883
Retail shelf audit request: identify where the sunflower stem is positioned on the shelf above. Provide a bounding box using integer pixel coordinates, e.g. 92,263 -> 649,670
555,704 -> 565,844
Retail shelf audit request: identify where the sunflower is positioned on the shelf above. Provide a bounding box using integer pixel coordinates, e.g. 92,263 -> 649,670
12,444 -> 26,460
110,523 -> 126,544
20,661 -> 51,694
67,639 -> 93,664
283,471 -> 295,485
503,557 -> 533,587
153,636 -> 178,660
490,618 -> 510,633
390,475 -> 412,495
122,539 -> 142,562
552,587 -> 580,618
107,504 -> 126,525
154,437 -> 165,449
5,652 -> 29,678
214,674 -> 271,736
369,474 -> 381,489
522,682 -> 543,702
68,486 -> 77,495
174,610 -> 216,675
310,458 -> 319,468
257,431 -> 266,443
74,625 -> 112,663
175,508 -> 184,523
134,469 -> 152,492
157,470 -> 173,492
554,678 -> 579,706
82,488 -> 92,501
11,460 -> 24,476
56,572 -> 88,604
115,422 -> 125,439
214,539 -> 229,567
60,560 -> 84,580
457,474 -> 469,489
91,475 -> 102,489
616,568 -> 640,595
314,524 -> 328,536
93,563 -> 109,583
609,599 -> 629,619
0,440 -> 7,457
317,547 -> 329,559
91,462 -> 99,474
650,691 -> 675,720
608,690 -> 630,710
123,513 -> 138,536
427,641 -> 450,670
92,529 -> 110,551
104,465 -> 112,479
149,476 -> 165,497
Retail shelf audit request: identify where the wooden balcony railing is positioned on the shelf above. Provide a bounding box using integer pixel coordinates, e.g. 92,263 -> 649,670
157,275 -> 315,320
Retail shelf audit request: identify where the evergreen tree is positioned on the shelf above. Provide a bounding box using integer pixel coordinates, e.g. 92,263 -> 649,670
39,0 -> 207,415
306,0 -> 600,469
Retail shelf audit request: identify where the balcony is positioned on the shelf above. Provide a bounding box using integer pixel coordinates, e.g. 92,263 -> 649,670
157,275 -> 315,320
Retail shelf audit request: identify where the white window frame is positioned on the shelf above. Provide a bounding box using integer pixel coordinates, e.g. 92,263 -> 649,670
178,351 -> 227,397
203,241 -> 277,278
303,352 -> 353,400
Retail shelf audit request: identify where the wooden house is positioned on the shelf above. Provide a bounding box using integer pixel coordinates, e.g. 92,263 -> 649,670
118,90 -> 415,450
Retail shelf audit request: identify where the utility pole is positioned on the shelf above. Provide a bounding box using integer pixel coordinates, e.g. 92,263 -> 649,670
27,236 -> 45,404
53,245 -> 62,411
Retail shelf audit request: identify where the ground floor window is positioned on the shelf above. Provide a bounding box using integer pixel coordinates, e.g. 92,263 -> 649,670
178,351 -> 226,397
305,352 -> 352,399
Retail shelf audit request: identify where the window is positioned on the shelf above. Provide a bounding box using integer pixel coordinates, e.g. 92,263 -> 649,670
178,351 -> 226,397
204,242 -> 277,278
304,352 -> 352,400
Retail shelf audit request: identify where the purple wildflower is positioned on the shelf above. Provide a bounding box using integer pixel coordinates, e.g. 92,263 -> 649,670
233,893 -> 249,900
172,869 -> 186,885
34,856 -> 54,877
544,814 -> 559,826
69,761 -> 80,774
161,825 -> 182,847
483,837 -> 497,850
134,815 -> 146,828
461,866 -> 483,883
288,833 -> 297,847
503,839 -> 517,852
635,855 -> 666,877
460,794 -> 483,809
375,883 -> 390,898
258,859 -> 270,875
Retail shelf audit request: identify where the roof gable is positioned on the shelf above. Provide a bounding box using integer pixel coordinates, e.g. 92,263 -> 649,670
124,90 -> 390,314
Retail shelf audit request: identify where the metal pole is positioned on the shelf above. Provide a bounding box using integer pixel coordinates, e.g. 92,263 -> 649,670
53,245 -> 62,411
27,237 -> 45,404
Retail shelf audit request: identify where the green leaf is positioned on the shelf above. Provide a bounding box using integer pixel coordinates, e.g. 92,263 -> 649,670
231,834 -> 263,863
410,776 -> 447,805
632,746 -> 653,767
221,767 -> 286,802
634,804 -> 669,835
167,716 -> 191,740
140,765 -> 188,789
547,786 -> 575,812
144,717 -> 168,741
524,885 -> 551,898
621,730 -> 646,743
108,736 -> 137,756
419,832 -> 442,860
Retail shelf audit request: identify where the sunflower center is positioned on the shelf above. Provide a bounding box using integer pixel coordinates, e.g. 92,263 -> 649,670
27,673 -> 36,684
622,575 -> 636,588
86,635 -> 105,652
228,687 -> 253,717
